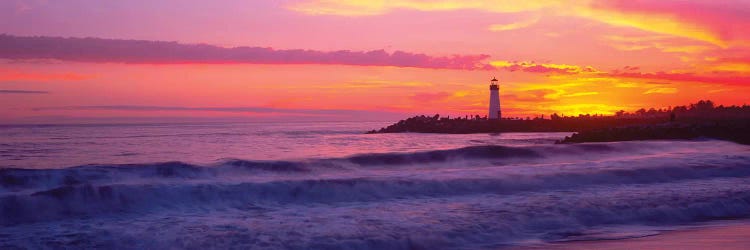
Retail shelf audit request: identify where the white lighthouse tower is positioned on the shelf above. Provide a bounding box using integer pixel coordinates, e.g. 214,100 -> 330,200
488,77 -> 501,119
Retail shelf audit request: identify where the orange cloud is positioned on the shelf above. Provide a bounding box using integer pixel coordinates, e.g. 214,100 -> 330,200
564,91 -> 599,97
609,71 -> 750,86
643,87 -> 677,94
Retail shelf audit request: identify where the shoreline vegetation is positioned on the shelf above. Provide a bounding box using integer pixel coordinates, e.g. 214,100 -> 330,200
367,100 -> 750,145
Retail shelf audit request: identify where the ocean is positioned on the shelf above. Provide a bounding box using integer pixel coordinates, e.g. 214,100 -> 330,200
1,121 -> 750,249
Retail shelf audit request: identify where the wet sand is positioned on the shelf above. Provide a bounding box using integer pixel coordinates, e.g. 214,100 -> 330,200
516,222 -> 750,250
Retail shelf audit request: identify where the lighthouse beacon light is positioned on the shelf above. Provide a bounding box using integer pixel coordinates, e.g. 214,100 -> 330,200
488,77 -> 501,119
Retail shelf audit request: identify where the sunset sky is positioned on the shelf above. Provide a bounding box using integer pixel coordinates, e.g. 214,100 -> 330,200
1,0 -> 749,123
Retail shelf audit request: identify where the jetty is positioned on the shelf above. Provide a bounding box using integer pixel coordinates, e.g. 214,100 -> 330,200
368,100 -> 750,145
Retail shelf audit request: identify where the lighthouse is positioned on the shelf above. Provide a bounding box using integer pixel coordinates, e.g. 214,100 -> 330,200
488,77 -> 501,119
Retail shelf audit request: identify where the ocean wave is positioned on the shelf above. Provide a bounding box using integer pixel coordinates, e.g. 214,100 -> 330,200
0,145 -> 542,188
3,178 -> 750,249
3,158 -> 750,226
2,141 -> 749,229
1,142 -> 745,191
343,145 -> 540,165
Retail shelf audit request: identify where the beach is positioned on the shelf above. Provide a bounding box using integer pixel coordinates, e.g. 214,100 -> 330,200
518,221 -> 750,250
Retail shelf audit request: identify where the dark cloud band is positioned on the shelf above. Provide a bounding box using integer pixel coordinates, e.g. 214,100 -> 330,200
32,105 -> 402,116
0,89 -> 49,94
0,34 -> 493,70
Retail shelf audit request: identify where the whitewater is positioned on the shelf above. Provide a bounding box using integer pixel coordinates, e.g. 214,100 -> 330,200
1,122 -> 750,249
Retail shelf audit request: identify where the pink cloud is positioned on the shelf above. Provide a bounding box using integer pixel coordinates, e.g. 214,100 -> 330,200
0,34 -> 493,70
593,0 -> 750,42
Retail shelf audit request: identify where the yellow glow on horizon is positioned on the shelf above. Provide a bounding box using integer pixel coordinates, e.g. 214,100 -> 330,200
546,103 -> 627,115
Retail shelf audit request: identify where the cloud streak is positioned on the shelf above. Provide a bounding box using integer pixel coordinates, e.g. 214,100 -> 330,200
0,89 -> 49,94
0,69 -> 91,82
643,87 -> 677,94
610,71 -> 750,86
488,16 -> 540,32
0,34 -> 493,70
32,105 -> 404,116
287,0 -> 565,16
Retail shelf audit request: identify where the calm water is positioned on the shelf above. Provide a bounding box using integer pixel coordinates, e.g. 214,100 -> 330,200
1,122 -> 750,249
0,122 -> 569,169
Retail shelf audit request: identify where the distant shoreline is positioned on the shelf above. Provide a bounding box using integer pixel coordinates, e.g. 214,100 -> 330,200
557,121 -> 750,145
366,115 -> 672,134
